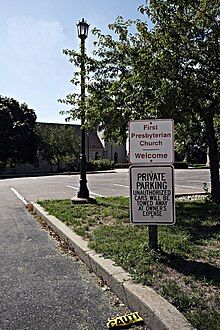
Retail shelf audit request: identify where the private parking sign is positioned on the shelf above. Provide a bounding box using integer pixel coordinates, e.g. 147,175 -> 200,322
130,165 -> 175,225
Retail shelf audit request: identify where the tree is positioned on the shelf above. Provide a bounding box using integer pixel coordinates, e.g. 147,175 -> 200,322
139,0 -> 220,201
59,17 -> 145,144
36,124 -> 80,172
175,118 -> 207,163
0,95 -> 39,171
60,1 -> 220,201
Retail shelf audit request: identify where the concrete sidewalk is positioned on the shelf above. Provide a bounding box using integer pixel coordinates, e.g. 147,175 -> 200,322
33,203 -> 195,330
0,189 -> 142,330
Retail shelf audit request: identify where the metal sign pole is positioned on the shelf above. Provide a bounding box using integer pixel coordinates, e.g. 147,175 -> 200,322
148,225 -> 158,250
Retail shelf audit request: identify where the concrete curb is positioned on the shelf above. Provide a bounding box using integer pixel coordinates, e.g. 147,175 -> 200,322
32,203 -> 195,330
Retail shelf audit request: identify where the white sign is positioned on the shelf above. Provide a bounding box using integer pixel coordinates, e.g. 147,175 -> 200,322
130,165 -> 175,225
129,119 -> 174,164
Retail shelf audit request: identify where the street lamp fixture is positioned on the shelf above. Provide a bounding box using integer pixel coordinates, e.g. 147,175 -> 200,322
76,18 -> 90,200
77,18 -> 89,40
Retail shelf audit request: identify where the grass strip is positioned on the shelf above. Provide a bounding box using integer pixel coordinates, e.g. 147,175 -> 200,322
38,197 -> 220,330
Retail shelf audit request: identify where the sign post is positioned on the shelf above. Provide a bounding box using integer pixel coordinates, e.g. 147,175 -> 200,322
129,119 -> 175,250
149,226 -> 158,250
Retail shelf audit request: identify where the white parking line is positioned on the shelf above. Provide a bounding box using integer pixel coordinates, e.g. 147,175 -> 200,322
176,185 -> 200,189
66,185 -> 105,197
10,188 -> 28,205
114,184 -> 129,188
188,180 -> 211,184
6,177 -> 35,181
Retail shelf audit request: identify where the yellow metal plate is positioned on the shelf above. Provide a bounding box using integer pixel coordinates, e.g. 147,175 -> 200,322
107,311 -> 144,328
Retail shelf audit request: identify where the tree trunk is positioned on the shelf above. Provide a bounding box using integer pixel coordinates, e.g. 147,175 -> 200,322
204,113 -> 220,202
57,159 -> 60,173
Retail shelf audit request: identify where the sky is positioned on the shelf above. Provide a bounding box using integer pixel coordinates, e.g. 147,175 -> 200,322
0,0 -> 146,124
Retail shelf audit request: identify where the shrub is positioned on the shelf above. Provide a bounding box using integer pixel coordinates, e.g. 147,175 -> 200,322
173,162 -> 188,169
114,163 -> 130,169
88,159 -> 114,171
65,162 -> 80,172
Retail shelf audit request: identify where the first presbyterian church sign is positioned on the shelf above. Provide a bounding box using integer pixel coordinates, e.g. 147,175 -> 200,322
129,119 -> 174,164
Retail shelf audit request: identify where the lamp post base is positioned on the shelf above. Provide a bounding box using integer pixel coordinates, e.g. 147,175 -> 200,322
71,196 -> 97,204
77,178 -> 89,197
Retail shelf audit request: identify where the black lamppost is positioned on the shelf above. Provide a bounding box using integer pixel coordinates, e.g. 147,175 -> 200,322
76,18 -> 90,199
87,132 -> 90,161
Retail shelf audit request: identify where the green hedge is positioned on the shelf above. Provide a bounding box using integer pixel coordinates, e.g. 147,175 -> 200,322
173,162 -> 188,169
113,163 -> 130,169
115,162 -> 188,169
88,159 -> 114,171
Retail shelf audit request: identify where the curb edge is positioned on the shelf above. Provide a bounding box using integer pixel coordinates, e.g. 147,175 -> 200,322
32,202 -> 195,330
